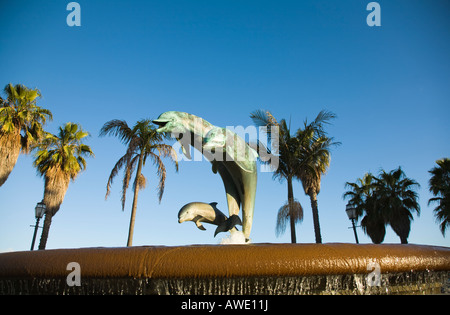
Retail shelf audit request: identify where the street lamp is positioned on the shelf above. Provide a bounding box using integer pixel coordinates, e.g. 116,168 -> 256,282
30,201 -> 46,251
345,202 -> 359,244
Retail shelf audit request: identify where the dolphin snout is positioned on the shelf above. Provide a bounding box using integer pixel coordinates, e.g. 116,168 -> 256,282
178,212 -> 187,224
152,119 -> 169,132
152,119 -> 168,126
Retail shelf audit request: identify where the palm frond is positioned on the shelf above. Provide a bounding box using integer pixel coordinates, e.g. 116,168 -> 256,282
428,158 -> 450,236
147,151 -> 167,203
121,154 -> 139,210
275,199 -> 303,237
250,109 -> 274,128
105,153 -> 130,199
33,122 -> 93,181
99,119 -> 134,145
153,143 -> 179,172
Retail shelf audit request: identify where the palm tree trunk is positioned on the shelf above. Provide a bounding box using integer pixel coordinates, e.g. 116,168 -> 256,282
287,176 -> 296,244
38,210 -> 53,250
38,168 -> 70,250
0,131 -> 21,187
308,190 -> 322,244
127,151 -> 144,247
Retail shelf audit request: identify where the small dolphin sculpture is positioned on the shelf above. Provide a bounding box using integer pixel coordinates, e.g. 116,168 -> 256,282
178,202 -> 242,236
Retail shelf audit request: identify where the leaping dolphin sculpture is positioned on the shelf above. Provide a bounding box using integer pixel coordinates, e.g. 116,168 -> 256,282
178,202 -> 242,236
153,111 -> 257,241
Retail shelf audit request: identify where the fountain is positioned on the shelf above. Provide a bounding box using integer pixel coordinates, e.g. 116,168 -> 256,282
1,113 -> 448,295
0,243 -> 449,295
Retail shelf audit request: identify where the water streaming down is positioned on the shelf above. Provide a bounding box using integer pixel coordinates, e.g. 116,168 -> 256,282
140,272 -> 447,295
0,243 -> 449,295
1,271 -> 447,295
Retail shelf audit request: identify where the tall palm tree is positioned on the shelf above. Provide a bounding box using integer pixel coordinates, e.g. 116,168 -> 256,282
33,122 -> 94,250
428,158 -> 450,237
374,167 -> 420,244
251,110 -> 302,243
100,119 -> 178,246
0,83 -> 52,186
295,111 -> 339,243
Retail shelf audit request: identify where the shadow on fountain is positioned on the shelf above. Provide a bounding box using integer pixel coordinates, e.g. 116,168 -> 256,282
0,243 -> 449,295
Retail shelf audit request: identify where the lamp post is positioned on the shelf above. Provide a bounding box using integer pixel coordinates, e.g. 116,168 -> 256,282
30,201 -> 46,251
345,203 -> 359,244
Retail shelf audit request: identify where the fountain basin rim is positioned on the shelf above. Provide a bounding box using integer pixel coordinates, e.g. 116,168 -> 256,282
0,243 -> 449,280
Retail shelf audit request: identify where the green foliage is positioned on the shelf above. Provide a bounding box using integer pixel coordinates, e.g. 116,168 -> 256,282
0,83 -> 52,152
250,109 -> 339,243
100,119 -> 179,209
344,167 -> 420,244
33,122 -> 94,180
250,109 -> 338,187
428,158 -> 450,236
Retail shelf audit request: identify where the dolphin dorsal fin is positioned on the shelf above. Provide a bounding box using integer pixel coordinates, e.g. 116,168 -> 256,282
209,202 -> 220,212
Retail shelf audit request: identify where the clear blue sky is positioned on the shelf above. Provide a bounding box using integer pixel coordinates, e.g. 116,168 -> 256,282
1,0 -> 449,252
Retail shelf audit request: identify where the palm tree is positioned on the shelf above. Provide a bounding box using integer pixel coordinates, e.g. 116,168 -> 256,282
0,83 -> 52,186
344,173 -> 386,243
33,122 -> 94,250
100,119 -> 178,246
374,167 -> 420,244
250,110 -> 302,243
344,168 -> 420,244
295,111 -> 339,243
428,158 -> 450,237
344,173 -> 375,219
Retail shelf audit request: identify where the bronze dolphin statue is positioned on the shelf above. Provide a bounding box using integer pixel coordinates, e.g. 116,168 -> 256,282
153,111 -> 257,241
178,202 -> 242,236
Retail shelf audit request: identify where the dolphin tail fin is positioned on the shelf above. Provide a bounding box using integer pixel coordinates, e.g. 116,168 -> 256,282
214,215 -> 243,237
